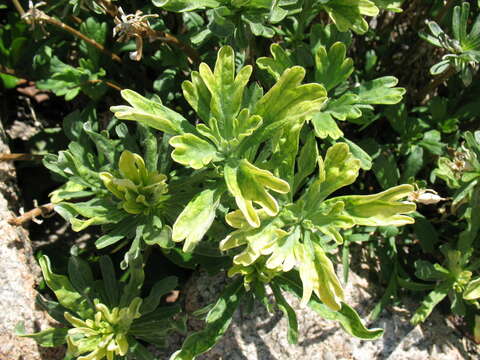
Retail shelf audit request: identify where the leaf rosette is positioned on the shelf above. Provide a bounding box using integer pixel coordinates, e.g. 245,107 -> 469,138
111,45 -> 327,251
17,255 -> 185,360
221,143 -> 416,308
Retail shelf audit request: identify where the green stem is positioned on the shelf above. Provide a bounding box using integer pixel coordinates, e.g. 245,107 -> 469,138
11,0 -> 25,16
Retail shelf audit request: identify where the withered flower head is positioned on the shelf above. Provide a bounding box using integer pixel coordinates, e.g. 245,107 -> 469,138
113,7 -> 159,61
22,1 -> 48,33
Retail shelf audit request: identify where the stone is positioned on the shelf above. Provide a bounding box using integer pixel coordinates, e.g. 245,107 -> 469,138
0,121 -> 63,360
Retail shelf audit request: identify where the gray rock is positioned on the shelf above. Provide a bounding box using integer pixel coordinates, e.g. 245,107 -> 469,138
0,121 -> 63,360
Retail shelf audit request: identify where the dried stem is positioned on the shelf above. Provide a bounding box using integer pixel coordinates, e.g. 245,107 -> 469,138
88,79 -> 123,91
0,153 -> 43,161
8,203 -> 55,226
417,66 -> 457,105
99,0 -> 119,17
41,16 -> 122,63
14,1 -> 123,64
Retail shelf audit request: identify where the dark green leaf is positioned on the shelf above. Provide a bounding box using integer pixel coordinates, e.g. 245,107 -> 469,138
171,279 -> 245,360
15,323 -> 68,347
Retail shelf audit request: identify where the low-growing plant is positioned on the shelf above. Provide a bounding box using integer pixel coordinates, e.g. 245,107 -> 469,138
16,253 -> 185,359
3,0 -> 480,358
36,45 -> 417,359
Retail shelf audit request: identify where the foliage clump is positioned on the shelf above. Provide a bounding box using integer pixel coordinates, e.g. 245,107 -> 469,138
2,0 -> 480,358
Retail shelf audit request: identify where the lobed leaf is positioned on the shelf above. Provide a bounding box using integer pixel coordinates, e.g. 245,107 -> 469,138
170,134 -> 220,169
224,159 -> 290,227
314,42 -> 354,92
111,90 -> 194,135
256,43 -> 295,80
331,184 -> 416,226
173,188 -> 223,252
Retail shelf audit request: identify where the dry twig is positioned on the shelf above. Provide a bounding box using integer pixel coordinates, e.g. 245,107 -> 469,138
0,153 -> 43,161
8,203 -> 55,226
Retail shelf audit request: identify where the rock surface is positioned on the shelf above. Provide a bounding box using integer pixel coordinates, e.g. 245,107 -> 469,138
0,121 -> 62,360
155,270 -> 479,360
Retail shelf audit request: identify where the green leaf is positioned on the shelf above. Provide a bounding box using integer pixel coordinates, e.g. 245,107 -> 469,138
271,283 -> 298,344
95,217 -> 137,249
397,277 -> 436,291
68,256 -> 95,297
221,211 -> 288,267
323,93 -> 362,121
464,278 -> 480,300
254,67 -> 327,128
414,260 -> 450,281
371,0 -> 403,12
321,0 -> 379,34
354,76 -> 405,105
0,72 -> 20,88
293,133 -> 319,194
332,184 -> 416,226
418,130 -> 445,155
373,151 -> 399,189
412,218 -> 439,254
99,256 -> 119,308
170,134 -> 220,169
314,42 -> 354,92
152,0 -> 220,12
224,159 -> 290,227
400,146 -> 424,182
129,340 -> 156,360
38,255 -> 93,318
343,137 -> 372,170
141,276 -> 178,314
312,112 -> 344,140
430,59 -> 451,75
83,122 -> 121,165
452,2 -> 469,45
55,199 -> 125,232
15,323 -> 68,347
257,43 -> 294,80
202,46 -> 252,134
277,274 -> 383,339
111,90 -> 194,135
173,188 -> 223,252
35,295 -> 70,326
184,46 -> 253,139
411,284 -> 451,325
79,17 -> 107,69
171,279 -> 245,360
131,305 -> 184,346
306,143 -> 361,204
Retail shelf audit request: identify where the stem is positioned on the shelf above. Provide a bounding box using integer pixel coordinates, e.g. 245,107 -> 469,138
434,0 -> 456,23
98,0 -> 119,17
11,0 -> 25,16
8,203 -> 55,226
42,16 -> 122,63
158,32 -> 200,64
87,79 -> 123,91
0,153 -> 43,161
417,66 -> 457,105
